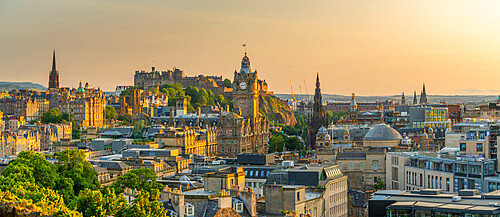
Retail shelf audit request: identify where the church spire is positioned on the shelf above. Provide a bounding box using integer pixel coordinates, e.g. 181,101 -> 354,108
52,50 -> 56,71
48,50 -> 60,89
420,83 -> 428,105
413,90 -> 417,105
316,72 -> 320,89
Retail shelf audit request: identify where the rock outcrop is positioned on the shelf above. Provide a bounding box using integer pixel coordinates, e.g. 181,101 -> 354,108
259,94 -> 296,126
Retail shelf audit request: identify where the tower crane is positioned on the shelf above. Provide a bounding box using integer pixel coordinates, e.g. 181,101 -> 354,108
303,79 -> 311,102
298,85 -> 304,102
289,80 -> 297,110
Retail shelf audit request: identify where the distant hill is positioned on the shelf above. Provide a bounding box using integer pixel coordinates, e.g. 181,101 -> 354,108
276,93 -> 499,105
0,81 -> 46,91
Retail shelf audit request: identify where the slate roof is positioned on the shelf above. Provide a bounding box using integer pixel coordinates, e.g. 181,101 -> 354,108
336,152 -> 367,160
94,160 -> 132,170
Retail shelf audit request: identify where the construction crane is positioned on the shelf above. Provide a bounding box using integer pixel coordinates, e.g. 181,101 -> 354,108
303,79 -> 311,102
298,85 -> 304,102
289,80 -> 297,110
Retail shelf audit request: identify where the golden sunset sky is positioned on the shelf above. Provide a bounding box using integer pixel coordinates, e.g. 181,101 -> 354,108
1,0 -> 500,95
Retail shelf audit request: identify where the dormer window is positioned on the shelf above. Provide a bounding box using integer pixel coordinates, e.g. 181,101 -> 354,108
233,202 -> 244,213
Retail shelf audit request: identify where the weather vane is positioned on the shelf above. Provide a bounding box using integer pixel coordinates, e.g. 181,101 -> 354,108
242,43 -> 247,54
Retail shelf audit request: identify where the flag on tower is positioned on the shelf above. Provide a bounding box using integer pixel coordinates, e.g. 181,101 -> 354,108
242,43 -> 246,47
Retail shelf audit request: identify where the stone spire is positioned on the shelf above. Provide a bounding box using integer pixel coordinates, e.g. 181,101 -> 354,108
52,50 -> 56,71
401,92 -> 406,105
413,91 -> 417,105
419,83 -> 427,105
48,50 -> 60,89
308,72 -> 326,150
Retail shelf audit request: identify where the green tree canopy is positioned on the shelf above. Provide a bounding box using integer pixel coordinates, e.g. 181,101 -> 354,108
106,106 -> 118,120
2,151 -> 58,189
149,87 -> 159,95
268,130 -> 304,153
42,108 -> 72,124
118,114 -> 134,124
374,177 -> 385,190
111,168 -> 163,198
122,190 -> 168,217
223,78 -> 232,88
70,188 -> 127,217
56,149 -> 100,201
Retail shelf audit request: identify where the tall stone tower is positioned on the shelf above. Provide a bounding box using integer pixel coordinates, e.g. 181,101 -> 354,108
347,93 -> 359,123
48,50 -> 59,89
413,91 -> 418,105
232,53 -> 259,120
419,83 -> 428,105
401,92 -> 406,105
307,73 -> 326,150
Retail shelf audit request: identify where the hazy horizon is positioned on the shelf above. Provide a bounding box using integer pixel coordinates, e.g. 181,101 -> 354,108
2,1 -> 500,95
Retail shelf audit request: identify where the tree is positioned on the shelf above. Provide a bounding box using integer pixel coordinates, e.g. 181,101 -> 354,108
70,188 -> 127,217
196,88 -> 209,107
106,106 -> 118,120
1,164 -> 35,184
111,168 -> 163,198
2,151 -> 58,189
133,119 -> 145,138
56,149 -> 100,200
122,190 -> 168,217
268,130 -> 304,153
216,95 -> 227,106
148,87 -> 159,95
0,182 -> 81,216
223,78 -> 232,88
118,114 -> 134,124
374,177 -> 385,190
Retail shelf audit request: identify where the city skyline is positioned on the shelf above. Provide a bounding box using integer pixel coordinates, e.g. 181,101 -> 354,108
2,1 -> 500,95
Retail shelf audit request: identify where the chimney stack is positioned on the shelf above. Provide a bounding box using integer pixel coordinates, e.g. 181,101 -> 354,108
218,189 -> 232,209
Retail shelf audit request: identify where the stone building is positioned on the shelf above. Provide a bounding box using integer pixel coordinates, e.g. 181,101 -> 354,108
0,130 -> 40,156
154,126 -> 218,157
264,165 -> 348,217
18,123 -> 72,151
203,166 -> 246,192
217,53 -> 270,157
0,52 -> 106,129
49,81 -> 106,128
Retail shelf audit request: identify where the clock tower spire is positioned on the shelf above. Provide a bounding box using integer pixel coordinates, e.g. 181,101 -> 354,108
233,52 -> 259,119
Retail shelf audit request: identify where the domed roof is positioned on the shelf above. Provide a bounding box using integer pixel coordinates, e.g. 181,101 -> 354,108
363,124 -> 402,141
317,126 -> 327,134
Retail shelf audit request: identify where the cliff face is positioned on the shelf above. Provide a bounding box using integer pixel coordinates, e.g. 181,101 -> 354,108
259,94 -> 296,126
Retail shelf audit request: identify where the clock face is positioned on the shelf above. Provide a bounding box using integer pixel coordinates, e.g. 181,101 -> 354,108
239,82 -> 247,90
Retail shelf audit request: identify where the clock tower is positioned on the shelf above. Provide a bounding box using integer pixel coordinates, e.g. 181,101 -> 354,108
232,53 -> 259,119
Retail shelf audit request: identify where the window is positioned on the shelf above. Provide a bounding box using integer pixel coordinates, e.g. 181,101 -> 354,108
477,143 -> 483,152
446,178 -> 450,191
460,143 -> 466,151
186,206 -> 194,216
360,163 -> 364,170
373,162 -> 378,171
297,192 -> 300,201
349,163 -> 353,170
233,203 -> 244,213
